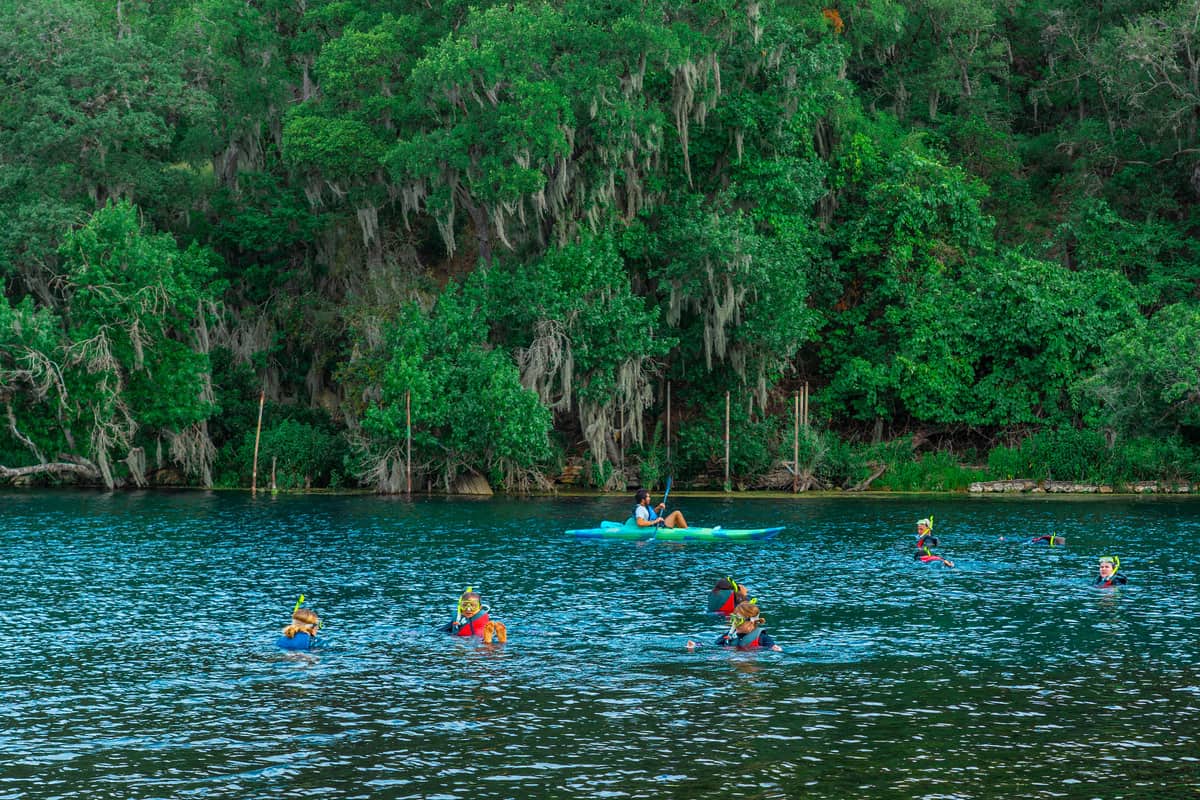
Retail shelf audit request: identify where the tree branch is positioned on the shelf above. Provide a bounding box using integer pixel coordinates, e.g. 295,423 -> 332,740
0,460 -> 102,482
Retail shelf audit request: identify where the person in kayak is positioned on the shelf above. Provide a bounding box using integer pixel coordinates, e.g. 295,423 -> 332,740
915,519 -> 954,567
277,605 -> 322,651
633,487 -> 688,529
1094,556 -> 1127,588
707,576 -> 749,615
441,587 -> 507,642
1030,534 -> 1066,546
715,601 -> 782,651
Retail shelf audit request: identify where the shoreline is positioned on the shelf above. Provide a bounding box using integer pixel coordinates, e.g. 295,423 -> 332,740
3,484 -> 1198,499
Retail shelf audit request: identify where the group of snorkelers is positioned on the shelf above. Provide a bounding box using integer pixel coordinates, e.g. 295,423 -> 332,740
914,516 -> 1128,588
276,495 -> 1129,652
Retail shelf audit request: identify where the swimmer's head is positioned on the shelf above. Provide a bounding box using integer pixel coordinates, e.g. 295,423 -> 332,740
458,590 -> 482,617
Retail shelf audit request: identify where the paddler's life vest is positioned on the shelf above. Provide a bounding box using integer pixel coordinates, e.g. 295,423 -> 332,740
451,608 -> 490,636
707,590 -> 736,615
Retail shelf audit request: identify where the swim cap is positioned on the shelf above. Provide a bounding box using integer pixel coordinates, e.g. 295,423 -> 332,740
917,518 -> 932,528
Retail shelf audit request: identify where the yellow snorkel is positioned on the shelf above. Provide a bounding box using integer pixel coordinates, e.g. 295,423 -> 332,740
456,586 -> 473,625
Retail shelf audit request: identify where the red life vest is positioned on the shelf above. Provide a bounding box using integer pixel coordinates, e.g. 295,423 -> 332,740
452,609 -> 490,636
708,590 -> 736,615
733,627 -> 765,650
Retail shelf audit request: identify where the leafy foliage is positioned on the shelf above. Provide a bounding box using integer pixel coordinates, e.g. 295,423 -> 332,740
357,280 -> 553,491
3,0 -> 1200,492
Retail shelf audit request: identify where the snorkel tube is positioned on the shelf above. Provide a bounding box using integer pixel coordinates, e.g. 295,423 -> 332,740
455,586 -> 473,627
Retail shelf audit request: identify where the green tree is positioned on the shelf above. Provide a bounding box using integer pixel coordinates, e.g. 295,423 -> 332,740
357,280 -> 552,492
0,201 -> 222,488
1086,302 -> 1200,438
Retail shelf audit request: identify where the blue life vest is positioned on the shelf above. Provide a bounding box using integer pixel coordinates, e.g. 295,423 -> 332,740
276,631 -> 321,651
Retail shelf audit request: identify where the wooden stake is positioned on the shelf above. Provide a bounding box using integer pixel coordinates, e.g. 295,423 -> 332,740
793,391 -> 799,494
724,390 -> 731,492
666,381 -> 671,466
406,389 -> 412,495
251,389 -> 264,494
619,403 -> 624,475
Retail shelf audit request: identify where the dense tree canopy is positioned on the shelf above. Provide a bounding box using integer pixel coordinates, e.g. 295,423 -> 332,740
1,0 -> 1197,491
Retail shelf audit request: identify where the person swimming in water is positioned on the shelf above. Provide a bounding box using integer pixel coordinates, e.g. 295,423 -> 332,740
687,600 -> 782,652
1094,556 -> 1127,588
707,576 -> 749,615
441,587 -> 507,642
276,602 -> 322,651
914,518 -> 954,567
1030,535 -> 1066,546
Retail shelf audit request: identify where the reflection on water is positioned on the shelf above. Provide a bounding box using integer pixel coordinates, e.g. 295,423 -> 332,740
2,491 -> 1198,799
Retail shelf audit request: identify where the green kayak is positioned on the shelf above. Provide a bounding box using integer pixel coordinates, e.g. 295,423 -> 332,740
567,520 -> 784,542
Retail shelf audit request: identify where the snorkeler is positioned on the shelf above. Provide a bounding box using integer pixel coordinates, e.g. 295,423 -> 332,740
1030,535 -> 1066,546
276,597 -> 322,651
687,600 -> 782,652
442,587 -> 507,643
707,576 -> 750,615
1094,556 -> 1127,588
915,518 -> 954,567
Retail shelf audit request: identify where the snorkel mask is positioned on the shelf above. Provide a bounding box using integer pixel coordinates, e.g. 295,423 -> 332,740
1098,555 -> 1120,574
728,599 -> 763,635
457,587 -> 484,621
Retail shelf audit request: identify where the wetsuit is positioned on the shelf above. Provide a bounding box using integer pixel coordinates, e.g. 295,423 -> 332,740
715,627 -> 777,650
1094,574 -> 1128,588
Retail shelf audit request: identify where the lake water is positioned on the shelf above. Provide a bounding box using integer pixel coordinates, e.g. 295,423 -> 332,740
2,491 -> 1198,799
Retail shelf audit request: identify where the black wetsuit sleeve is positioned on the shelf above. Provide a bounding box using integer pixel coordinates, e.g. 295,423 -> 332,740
759,632 -> 777,648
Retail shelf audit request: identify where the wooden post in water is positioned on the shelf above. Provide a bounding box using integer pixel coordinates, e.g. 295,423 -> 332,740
665,381 -> 671,466
793,391 -> 799,494
724,390 -> 731,492
405,390 -> 412,495
619,403 -> 624,477
251,389 -> 265,494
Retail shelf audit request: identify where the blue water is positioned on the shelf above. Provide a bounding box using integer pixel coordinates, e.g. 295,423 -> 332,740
2,491 -> 1198,799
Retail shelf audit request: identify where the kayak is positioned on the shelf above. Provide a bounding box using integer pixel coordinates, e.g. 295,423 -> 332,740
566,520 -> 784,542
655,526 -> 783,542
565,520 -> 656,541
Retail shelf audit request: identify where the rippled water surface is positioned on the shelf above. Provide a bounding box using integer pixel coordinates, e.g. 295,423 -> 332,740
3,491 -> 1199,799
